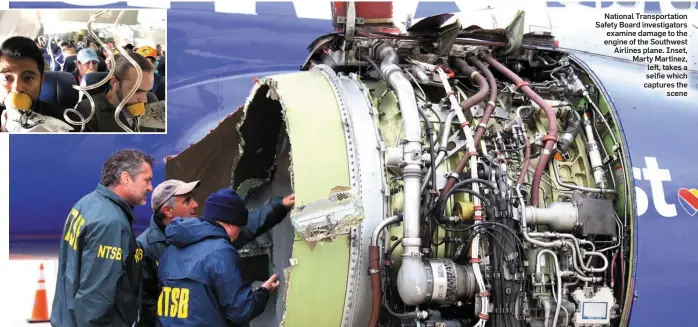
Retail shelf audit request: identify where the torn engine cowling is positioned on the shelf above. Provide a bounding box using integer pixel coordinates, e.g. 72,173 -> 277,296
165,21 -> 634,327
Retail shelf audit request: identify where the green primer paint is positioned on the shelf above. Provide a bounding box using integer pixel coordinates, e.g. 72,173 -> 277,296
256,71 -> 351,327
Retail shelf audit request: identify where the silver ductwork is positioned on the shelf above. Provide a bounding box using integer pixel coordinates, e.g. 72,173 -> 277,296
525,195 -> 618,237
374,43 -> 428,306
525,202 -> 578,232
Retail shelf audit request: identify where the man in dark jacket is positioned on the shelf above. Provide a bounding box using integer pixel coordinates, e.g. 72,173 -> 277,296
157,188 -> 293,327
137,180 -> 294,327
73,53 -> 154,132
51,149 -> 154,327
136,179 -> 201,327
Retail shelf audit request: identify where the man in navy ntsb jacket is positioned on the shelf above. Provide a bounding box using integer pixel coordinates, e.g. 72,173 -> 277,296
138,179 -> 294,327
156,188 -> 294,327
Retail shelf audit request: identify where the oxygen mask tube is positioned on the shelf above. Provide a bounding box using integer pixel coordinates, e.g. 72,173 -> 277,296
47,35 -> 62,71
115,54 -> 145,132
62,10 -> 121,132
112,18 -> 146,132
54,35 -> 65,71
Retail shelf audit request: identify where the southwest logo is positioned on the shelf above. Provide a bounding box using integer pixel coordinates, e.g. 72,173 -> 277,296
677,188 -> 698,216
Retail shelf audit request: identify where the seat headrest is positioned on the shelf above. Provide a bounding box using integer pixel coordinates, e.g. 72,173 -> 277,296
80,72 -> 110,96
63,56 -> 77,73
155,78 -> 165,101
98,57 -> 107,72
82,71 -> 109,85
39,48 -> 62,71
39,71 -> 79,109
39,48 -> 50,66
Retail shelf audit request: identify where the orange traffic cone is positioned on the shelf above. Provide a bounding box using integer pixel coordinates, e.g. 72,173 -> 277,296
27,263 -> 50,323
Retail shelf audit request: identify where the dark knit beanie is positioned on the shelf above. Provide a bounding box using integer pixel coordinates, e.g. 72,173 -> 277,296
202,188 -> 248,227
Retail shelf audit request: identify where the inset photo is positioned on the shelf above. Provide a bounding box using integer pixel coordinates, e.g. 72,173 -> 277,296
0,9 -> 166,133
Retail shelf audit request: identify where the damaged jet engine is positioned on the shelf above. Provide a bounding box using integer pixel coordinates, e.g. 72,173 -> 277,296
165,11 -> 634,327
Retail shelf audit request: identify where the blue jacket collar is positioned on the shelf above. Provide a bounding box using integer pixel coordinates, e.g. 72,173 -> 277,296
146,215 -> 167,244
95,184 -> 136,222
165,218 -> 230,248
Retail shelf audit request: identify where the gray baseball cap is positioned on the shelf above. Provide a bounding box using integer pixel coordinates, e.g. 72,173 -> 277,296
151,179 -> 201,211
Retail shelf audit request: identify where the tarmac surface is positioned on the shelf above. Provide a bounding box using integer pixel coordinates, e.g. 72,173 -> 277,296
4,259 -> 57,327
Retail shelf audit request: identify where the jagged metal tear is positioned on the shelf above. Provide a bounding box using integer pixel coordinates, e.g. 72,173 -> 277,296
166,73 -> 367,327
249,77 -> 365,246
164,82 -> 292,327
290,188 -> 363,248
164,109 -> 244,218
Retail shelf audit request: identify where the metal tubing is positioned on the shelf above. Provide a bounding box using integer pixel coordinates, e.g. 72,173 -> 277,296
375,44 -> 429,306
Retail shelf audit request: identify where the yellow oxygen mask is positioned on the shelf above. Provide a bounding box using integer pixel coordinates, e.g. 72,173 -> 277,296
4,92 -> 32,111
126,102 -> 145,116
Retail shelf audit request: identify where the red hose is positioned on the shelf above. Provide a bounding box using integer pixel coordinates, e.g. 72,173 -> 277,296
368,245 -> 381,327
482,55 -> 558,206
440,57 -> 494,196
610,251 -> 618,287
469,56 -> 498,150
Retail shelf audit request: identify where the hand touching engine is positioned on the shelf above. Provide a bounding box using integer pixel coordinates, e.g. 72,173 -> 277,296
262,274 -> 280,294
282,194 -> 295,208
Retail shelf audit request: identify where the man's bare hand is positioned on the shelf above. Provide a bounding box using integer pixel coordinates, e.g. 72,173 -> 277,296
282,194 -> 295,208
262,274 -> 280,294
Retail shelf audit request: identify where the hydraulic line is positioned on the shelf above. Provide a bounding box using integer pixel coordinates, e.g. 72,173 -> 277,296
552,160 -> 617,194
369,214 -> 402,327
440,56 -> 494,197
422,111 -> 456,193
435,58 -> 490,325
559,110 -> 582,153
418,107 -> 438,195
584,90 -> 619,146
517,126 -> 531,185
536,249 -> 562,327
483,54 -> 558,207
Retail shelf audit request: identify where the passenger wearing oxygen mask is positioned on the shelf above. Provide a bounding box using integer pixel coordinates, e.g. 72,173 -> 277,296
74,53 -> 155,132
0,36 -> 73,132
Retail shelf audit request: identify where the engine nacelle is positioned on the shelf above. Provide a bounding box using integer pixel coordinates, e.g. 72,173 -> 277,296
166,32 -> 633,327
